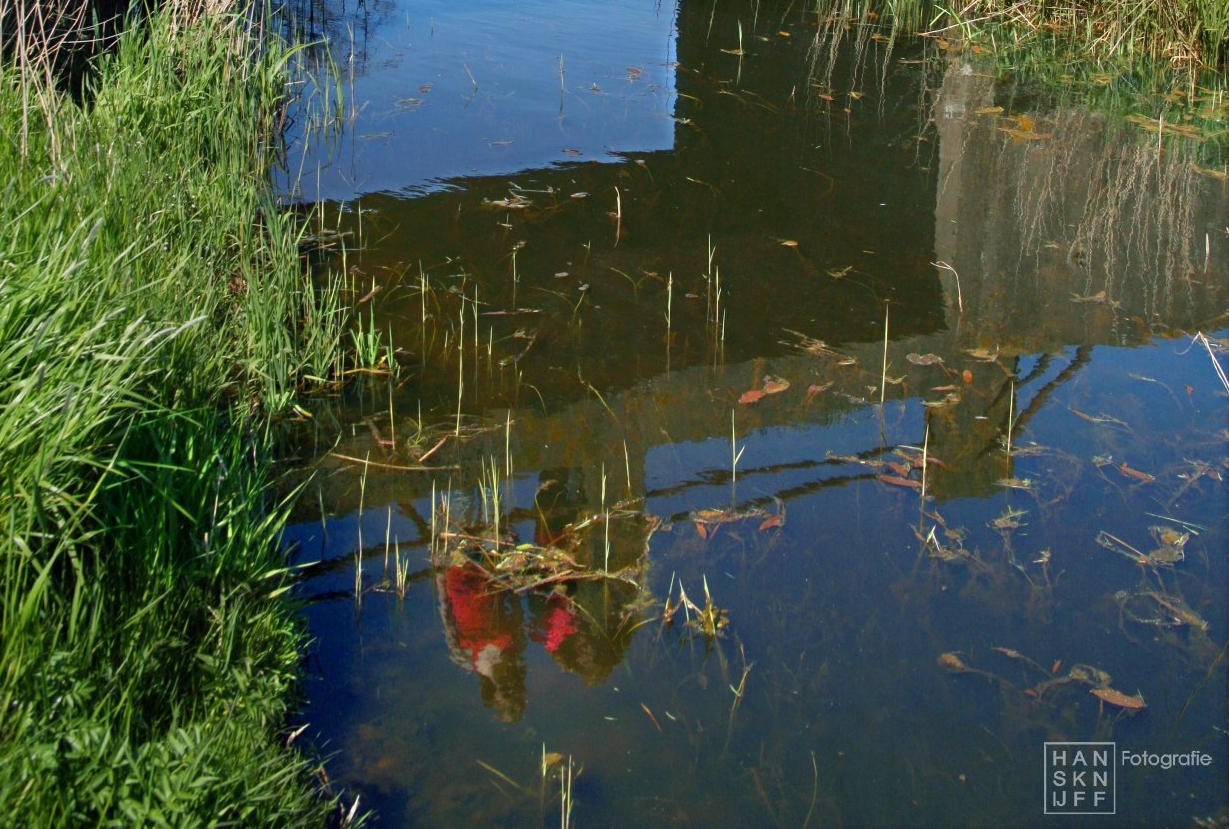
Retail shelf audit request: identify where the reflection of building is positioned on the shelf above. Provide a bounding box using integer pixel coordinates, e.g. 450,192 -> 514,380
298,4 -> 1228,523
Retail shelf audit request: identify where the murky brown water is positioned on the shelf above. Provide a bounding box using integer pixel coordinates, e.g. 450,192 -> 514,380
280,1 -> 1229,825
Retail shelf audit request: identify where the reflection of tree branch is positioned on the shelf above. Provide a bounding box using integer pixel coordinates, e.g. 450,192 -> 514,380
1013,345 -> 1092,435
977,345 -> 1092,460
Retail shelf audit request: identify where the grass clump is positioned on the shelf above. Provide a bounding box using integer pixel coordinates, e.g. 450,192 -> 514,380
819,0 -> 1226,79
0,0 -> 345,823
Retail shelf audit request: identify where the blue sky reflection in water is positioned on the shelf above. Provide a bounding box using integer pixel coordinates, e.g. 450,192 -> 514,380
281,0 -> 1229,825
284,0 -> 677,200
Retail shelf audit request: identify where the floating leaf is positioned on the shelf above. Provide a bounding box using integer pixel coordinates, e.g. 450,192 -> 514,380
758,513 -> 784,531
906,352 -> 945,366
999,126 -> 1051,141
938,652 -> 969,673
922,392 -> 961,408
1117,462 -> 1155,483
1090,687 -> 1147,710
762,375 -> 790,395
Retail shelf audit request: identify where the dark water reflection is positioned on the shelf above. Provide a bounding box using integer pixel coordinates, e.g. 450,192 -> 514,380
281,1 -> 1229,825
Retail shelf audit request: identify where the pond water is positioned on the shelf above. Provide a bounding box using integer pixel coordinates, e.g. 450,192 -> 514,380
279,1 -> 1229,825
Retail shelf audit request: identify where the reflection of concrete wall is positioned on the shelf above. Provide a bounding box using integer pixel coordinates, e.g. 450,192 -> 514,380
934,52 -> 1228,346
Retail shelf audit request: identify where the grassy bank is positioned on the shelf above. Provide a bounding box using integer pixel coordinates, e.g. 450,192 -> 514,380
0,1 -> 344,823
832,0 -> 1227,77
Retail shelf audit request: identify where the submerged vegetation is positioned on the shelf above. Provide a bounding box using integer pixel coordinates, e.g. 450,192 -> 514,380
0,0 -> 346,822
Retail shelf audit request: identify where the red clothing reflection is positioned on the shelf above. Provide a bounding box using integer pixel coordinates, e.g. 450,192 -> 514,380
444,561 -> 514,669
531,594 -> 580,653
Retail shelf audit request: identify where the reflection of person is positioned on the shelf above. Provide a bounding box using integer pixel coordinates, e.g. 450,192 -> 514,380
528,468 -> 643,684
436,561 -> 526,722
434,467 -> 652,716
528,581 -> 638,685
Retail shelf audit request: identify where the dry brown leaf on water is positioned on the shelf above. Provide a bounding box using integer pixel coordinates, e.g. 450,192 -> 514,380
938,652 -> 969,673
758,513 -> 784,531
1090,687 -> 1147,710
906,352 -> 944,366
991,646 -> 1027,660
762,375 -> 790,395
878,474 -> 921,490
922,392 -> 961,408
999,126 -> 1051,141
1117,462 -> 1155,483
